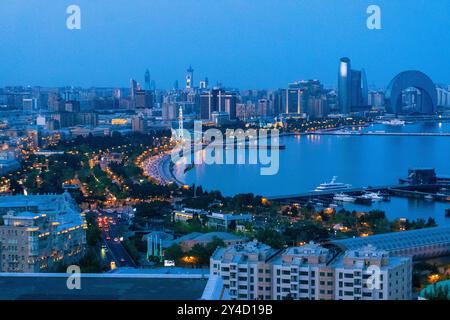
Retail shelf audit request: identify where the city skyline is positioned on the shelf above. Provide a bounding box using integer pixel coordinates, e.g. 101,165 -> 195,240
1,0 -> 450,88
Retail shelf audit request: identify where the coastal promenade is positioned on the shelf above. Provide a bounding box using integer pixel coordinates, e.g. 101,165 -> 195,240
142,152 -> 184,187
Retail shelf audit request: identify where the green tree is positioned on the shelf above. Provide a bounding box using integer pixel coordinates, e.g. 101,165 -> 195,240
164,244 -> 184,262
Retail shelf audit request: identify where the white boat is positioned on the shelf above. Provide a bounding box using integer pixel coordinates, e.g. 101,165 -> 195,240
424,194 -> 434,201
361,192 -> 384,202
333,193 -> 356,203
381,119 -> 406,126
314,176 -> 352,192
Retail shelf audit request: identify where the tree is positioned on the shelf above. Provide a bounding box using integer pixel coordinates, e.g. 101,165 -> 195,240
256,228 -> 284,249
164,244 -> 184,262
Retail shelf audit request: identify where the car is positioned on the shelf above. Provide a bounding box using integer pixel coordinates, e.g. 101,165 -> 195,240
106,236 -> 111,241
114,237 -> 119,242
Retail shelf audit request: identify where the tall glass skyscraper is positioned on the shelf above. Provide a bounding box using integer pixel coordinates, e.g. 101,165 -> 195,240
338,57 -> 352,114
338,57 -> 368,114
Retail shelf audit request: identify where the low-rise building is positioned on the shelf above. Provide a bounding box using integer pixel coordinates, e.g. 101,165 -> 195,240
206,212 -> 252,231
168,232 -> 246,252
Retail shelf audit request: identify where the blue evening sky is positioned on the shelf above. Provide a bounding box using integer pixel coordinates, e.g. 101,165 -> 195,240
0,0 -> 449,89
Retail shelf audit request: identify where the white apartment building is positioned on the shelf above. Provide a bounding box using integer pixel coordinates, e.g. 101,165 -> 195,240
210,241 -> 412,301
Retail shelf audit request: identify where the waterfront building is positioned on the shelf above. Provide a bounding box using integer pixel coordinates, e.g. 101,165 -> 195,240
211,111 -> 230,125
200,89 -> 237,120
0,192 -> 86,272
368,90 -> 385,109
210,241 -> 412,300
338,57 -> 368,114
385,71 -> 437,115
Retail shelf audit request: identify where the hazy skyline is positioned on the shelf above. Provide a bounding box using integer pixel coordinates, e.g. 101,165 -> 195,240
1,0 -> 449,89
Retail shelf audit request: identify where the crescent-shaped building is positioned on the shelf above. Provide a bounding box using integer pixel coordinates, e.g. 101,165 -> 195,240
385,70 -> 437,115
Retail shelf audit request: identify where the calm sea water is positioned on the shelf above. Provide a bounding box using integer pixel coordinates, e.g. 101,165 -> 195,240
177,121 -> 450,225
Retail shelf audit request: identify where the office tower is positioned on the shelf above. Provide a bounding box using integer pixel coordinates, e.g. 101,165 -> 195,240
145,69 -> 151,90
130,79 -> 138,100
210,241 -> 412,301
257,99 -> 272,117
186,65 -> 194,89
64,100 -> 81,112
51,112 -> 76,128
47,93 -> 64,112
283,83 -> 303,114
200,88 -> 237,120
0,192 -> 86,273
135,89 -> 154,109
368,91 -> 385,108
22,98 -> 38,112
338,57 -> 352,114
76,112 -> 99,127
132,115 -> 147,133
338,57 -> 368,113
162,102 -> 178,121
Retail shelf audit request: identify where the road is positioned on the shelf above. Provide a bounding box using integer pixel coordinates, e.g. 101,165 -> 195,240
96,209 -> 137,269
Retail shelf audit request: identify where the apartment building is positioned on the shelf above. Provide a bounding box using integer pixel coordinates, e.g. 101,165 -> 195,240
271,244 -> 336,300
210,241 -> 412,301
0,192 -> 87,272
210,240 -> 281,300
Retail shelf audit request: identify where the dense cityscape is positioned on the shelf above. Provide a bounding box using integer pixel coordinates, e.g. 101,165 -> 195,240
0,57 -> 449,301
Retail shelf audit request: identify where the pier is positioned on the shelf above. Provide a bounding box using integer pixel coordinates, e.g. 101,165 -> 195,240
311,131 -> 450,137
267,184 -> 450,206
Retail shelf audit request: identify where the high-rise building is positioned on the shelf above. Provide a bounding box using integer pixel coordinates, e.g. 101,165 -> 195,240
135,90 -> 154,109
186,65 -> 194,89
144,69 -> 151,90
132,115 -> 147,133
200,89 -> 237,120
130,79 -> 138,101
22,98 -> 38,112
338,57 -> 352,114
338,57 -> 368,114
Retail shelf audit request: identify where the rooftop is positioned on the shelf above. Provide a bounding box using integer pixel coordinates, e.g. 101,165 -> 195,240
330,226 -> 450,255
